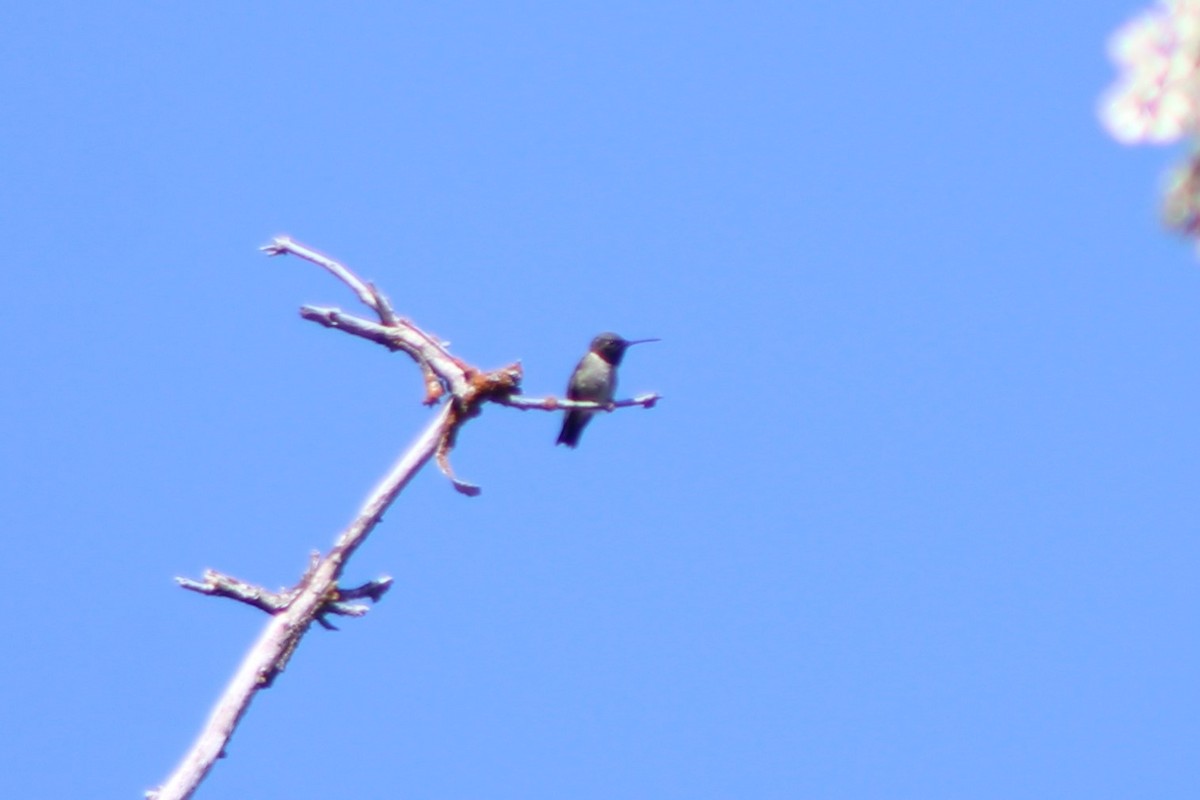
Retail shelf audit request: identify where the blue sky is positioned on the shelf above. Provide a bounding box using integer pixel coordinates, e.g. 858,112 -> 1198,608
2,2 -> 1197,797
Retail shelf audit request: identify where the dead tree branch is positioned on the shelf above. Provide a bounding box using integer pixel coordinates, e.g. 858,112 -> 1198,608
148,404 -> 449,800
496,392 -> 662,412
148,237 -> 659,799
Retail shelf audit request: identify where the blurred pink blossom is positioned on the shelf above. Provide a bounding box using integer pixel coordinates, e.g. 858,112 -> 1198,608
1101,0 -> 1200,144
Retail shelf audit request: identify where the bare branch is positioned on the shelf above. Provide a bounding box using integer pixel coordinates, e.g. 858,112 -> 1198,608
175,570 -> 292,614
337,576 -> 394,603
365,280 -> 400,327
297,304 -> 470,403
261,236 -> 388,321
152,238 -> 660,799
497,391 -> 662,412
174,571 -> 393,626
149,405 -> 451,800
435,401 -> 482,496
265,236 -> 471,402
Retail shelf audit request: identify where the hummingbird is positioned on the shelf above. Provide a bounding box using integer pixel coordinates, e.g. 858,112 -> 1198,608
557,332 -> 658,448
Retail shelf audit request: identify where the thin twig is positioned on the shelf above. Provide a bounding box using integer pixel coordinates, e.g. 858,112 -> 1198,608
265,236 -> 473,396
261,237 -> 383,318
175,570 -> 292,614
497,392 -> 662,411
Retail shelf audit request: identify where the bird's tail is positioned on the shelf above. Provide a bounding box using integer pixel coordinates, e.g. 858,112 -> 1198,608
556,411 -> 590,448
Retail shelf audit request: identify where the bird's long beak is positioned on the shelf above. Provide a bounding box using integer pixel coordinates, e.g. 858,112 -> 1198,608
625,338 -> 661,346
